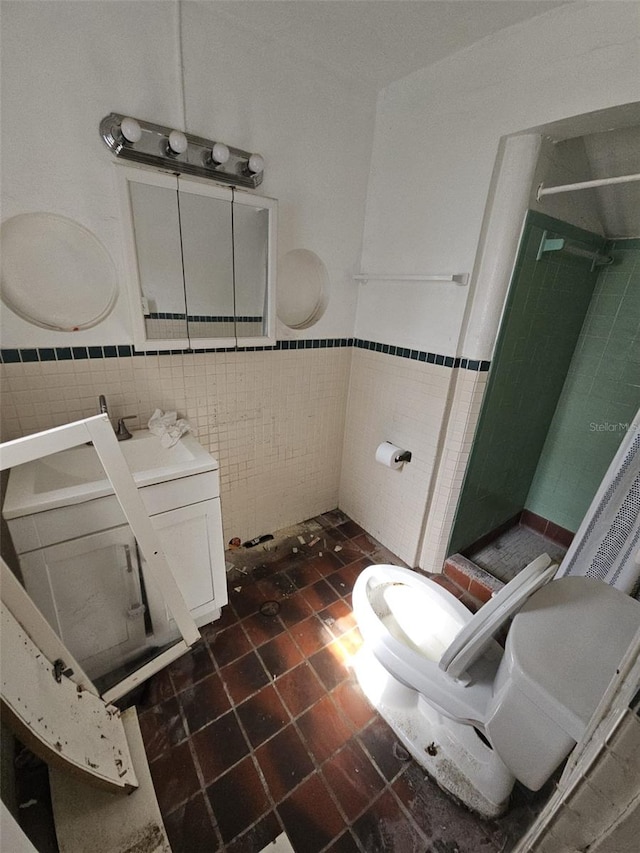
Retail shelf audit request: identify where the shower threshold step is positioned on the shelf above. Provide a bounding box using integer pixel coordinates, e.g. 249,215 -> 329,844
442,553 -> 504,608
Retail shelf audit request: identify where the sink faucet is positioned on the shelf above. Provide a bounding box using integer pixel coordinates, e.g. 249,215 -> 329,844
115,416 -> 136,441
98,395 -> 135,440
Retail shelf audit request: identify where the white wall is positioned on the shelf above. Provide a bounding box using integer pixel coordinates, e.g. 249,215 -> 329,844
0,0 -> 377,347
356,1 -> 640,357
181,2 -> 375,341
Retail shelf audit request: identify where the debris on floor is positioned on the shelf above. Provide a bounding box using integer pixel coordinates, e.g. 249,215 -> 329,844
243,534 -> 275,548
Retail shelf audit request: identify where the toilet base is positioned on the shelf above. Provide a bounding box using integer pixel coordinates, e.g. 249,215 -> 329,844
352,646 -> 515,818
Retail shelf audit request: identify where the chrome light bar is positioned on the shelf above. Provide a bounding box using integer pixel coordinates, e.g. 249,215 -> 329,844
100,113 -> 264,189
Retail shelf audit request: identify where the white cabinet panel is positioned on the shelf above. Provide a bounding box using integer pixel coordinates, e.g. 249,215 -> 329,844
20,526 -> 146,680
148,498 -> 227,624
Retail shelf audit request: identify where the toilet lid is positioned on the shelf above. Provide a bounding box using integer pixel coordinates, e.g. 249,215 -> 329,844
440,553 -> 557,679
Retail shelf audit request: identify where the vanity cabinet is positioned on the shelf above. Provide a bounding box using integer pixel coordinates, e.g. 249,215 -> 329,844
117,165 -> 277,351
6,466 -> 227,682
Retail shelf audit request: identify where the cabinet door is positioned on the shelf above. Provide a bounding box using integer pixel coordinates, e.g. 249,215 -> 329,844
178,181 -> 235,343
148,499 -> 227,624
118,168 -> 190,349
232,190 -> 277,345
19,527 -> 146,681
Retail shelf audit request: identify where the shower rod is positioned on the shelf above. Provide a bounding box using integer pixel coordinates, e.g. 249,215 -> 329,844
537,171 -> 640,201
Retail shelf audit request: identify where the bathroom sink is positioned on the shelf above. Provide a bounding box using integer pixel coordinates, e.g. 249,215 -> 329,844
3,429 -> 218,518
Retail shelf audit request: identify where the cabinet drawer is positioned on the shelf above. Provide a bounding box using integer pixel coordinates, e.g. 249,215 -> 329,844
8,470 -> 220,552
142,469 -> 219,515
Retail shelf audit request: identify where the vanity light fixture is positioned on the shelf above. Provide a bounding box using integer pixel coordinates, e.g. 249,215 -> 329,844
246,153 -> 265,175
120,116 -> 142,144
168,129 -> 188,155
100,112 -> 265,189
211,142 -> 230,165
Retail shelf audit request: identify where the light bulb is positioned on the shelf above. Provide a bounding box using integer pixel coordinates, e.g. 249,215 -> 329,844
120,117 -> 142,143
211,142 -> 230,165
168,129 -> 188,154
247,153 -> 264,174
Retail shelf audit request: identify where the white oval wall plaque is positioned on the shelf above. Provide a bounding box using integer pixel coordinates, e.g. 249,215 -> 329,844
277,248 -> 329,330
1,213 -> 118,331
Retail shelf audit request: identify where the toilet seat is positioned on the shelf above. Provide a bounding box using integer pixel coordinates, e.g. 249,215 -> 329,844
440,553 -> 557,678
354,553 -> 557,679
353,564 -> 499,723
355,563 -> 472,663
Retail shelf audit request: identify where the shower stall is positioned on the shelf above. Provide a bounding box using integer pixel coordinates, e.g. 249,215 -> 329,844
448,125 -> 640,589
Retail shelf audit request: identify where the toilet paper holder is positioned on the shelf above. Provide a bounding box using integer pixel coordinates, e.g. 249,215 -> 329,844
376,441 -> 412,469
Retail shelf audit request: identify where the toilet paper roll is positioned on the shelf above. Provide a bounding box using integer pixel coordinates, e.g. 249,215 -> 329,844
375,441 -> 407,470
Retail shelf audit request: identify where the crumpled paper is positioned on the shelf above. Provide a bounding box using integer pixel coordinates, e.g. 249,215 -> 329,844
148,408 -> 192,448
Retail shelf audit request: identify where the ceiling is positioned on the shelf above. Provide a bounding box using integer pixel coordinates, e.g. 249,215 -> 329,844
206,1 -> 570,90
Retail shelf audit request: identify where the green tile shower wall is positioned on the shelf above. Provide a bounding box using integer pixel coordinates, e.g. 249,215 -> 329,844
449,212 -> 604,554
526,239 -> 640,532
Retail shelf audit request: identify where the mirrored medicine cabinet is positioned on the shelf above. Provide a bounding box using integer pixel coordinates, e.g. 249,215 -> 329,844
116,165 -> 277,350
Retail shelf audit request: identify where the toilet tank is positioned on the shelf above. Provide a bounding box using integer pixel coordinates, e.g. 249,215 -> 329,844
485,577 -> 640,790
485,650 -> 575,789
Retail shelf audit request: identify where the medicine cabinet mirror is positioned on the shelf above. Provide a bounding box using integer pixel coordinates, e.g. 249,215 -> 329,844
117,166 -> 276,351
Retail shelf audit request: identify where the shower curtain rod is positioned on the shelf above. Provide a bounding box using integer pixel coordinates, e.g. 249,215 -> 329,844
537,171 -> 640,201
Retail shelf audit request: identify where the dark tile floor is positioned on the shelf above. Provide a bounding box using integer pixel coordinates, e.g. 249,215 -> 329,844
135,510 -> 551,852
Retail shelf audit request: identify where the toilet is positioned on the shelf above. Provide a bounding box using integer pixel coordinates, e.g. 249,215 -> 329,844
352,557 -> 640,817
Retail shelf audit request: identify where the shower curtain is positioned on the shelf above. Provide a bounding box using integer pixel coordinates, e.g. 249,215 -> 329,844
557,410 -> 640,595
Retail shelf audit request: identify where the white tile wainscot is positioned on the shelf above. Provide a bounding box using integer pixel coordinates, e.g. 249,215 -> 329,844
0,347 -> 352,544
339,346 -> 453,567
